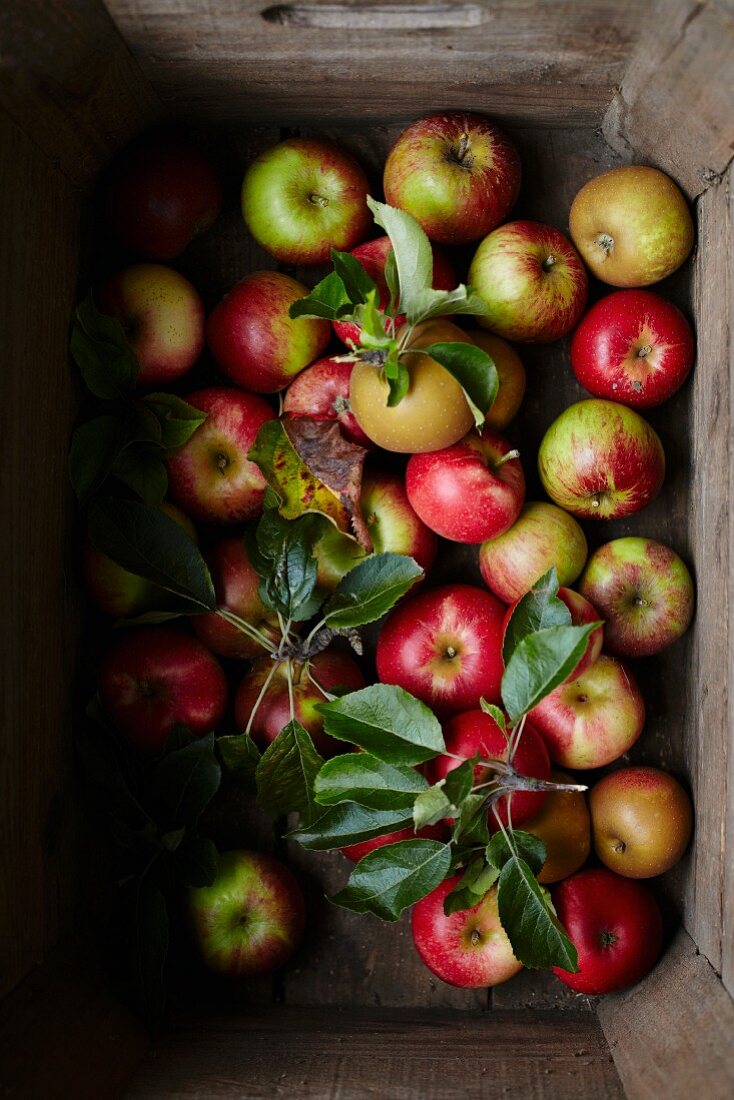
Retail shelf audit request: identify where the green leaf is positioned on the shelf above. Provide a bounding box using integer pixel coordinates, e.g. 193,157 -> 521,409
487,830 -> 546,876
143,393 -> 207,452
384,248 -> 400,317
112,447 -> 168,505
357,288 -> 393,350
322,553 -> 423,630
330,839 -> 451,921
317,684 -> 445,765
498,856 -> 578,971
70,291 -> 139,399
501,623 -> 601,721
367,196 -> 433,323
175,834 -> 219,888
87,498 -> 215,611
407,284 -> 491,325
148,733 -> 221,827
479,700 -> 507,736
421,341 -> 499,429
413,785 -> 452,829
249,507 -> 323,621
255,720 -> 324,817
443,857 -> 500,916
315,753 -> 427,810
331,249 -> 377,305
69,415 -> 129,502
288,271 -> 354,320
288,803 -> 414,850
451,793 -> 489,847
217,731 -> 261,787
443,759 -> 475,809
385,359 -> 410,406
502,568 -> 571,667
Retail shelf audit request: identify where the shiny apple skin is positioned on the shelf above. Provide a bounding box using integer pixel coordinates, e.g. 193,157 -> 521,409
412,877 -> 522,987
98,627 -> 228,754
192,537 -> 279,660
538,399 -> 665,520
206,271 -> 330,393
376,584 -> 506,716
342,822 -> 448,863
571,290 -> 694,408
466,331 -> 526,431
234,649 -> 365,758
349,320 -> 475,453
479,502 -> 588,604
189,850 -> 305,978
579,537 -> 694,658
569,166 -> 694,287
97,263 -> 205,388
552,868 -> 663,994
502,587 -> 603,683
166,388 -> 275,524
241,137 -> 371,265
405,427 -> 525,544
283,356 -> 372,448
469,221 -> 588,343
428,709 -> 551,830
102,132 -> 222,260
384,113 -> 521,245
530,655 -> 645,770
524,769 -> 591,884
333,236 -> 457,347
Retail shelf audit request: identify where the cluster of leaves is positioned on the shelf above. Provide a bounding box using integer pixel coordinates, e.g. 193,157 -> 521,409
290,196 -> 499,422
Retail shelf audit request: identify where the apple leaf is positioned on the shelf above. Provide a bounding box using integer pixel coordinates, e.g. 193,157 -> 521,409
217,731 -> 261,788
502,568 -> 571,667
497,855 -> 578,971
479,700 -> 507,736
112,446 -> 168,505
249,418 -> 372,551
174,834 -> 219,889
147,733 -> 221,828
443,759 -> 475,808
330,839 -> 451,921
501,622 -> 601,721
321,553 -> 423,630
255,720 -> 324,818
331,249 -> 378,305
487,829 -> 546,876
384,248 -> 400,318
70,291 -> 140,399
247,507 -> 324,622
288,270 -> 355,320
419,341 -> 498,429
451,793 -> 490,847
443,857 -> 500,916
69,414 -> 130,503
143,393 -> 207,452
357,288 -> 394,351
366,196 -> 433,324
314,752 -> 428,810
87,497 -> 216,611
413,785 -> 452,829
316,684 -> 445,765
287,802 -> 414,850
407,284 -> 491,325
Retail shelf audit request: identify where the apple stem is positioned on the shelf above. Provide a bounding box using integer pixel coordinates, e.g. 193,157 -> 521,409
541,254 -> 556,273
216,609 -> 277,654
492,448 -> 521,469
637,345 -> 652,358
308,193 -> 329,208
244,660 -> 279,738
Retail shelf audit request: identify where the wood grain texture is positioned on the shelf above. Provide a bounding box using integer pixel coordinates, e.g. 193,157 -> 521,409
603,0 -> 734,198
128,1005 -> 623,1098
0,0 -> 158,186
102,0 -> 644,127
598,929 -> 734,1100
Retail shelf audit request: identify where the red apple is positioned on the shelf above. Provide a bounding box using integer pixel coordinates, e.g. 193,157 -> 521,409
538,399 -> 665,519
342,823 -> 448,863
206,271 -> 330,393
571,290 -> 695,408
427,709 -> 551,831
411,876 -> 522,987
552,868 -> 663,994
579,537 -> 694,658
241,137 -> 370,265
530,655 -> 645,770
376,584 -> 506,716
383,113 -> 521,245
282,356 -> 372,448
332,235 -> 457,347
96,263 -> 205,388
192,537 -> 280,660
479,502 -> 588,604
405,427 -> 525,544
234,649 -> 365,757
165,388 -> 275,524
502,587 -> 604,682
468,221 -> 588,343
102,132 -> 222,260
98,627 -> 228,754
189,850 -> 305,977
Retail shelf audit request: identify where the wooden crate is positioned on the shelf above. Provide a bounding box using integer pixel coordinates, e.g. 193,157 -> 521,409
1,1 -> 732,1096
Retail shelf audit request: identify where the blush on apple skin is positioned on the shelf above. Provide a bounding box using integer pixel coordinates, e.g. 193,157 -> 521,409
552,868 -> 663,995
411,877 -> 523,988
579,537 -> 695,658
283,356 -> 373,449
342,822 -> 448,863
501,587 -> 604,683
570,290 -> 695,408
538,399 -> 665,520
192,537 -> 280,660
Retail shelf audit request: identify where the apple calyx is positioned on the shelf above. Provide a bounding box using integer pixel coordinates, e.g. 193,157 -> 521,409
541,253 -> 556,273
595,232 -> 614,256
308,192 -> 329,208
448,132 -> 474,171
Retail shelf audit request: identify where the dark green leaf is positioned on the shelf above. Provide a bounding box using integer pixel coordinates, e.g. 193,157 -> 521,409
331,249 -> 377,305
288,271 -> 354,320
288,803 -> 413,850
421,341 -> 498,429
497,856 -> 578,971
148,733 -> 221,827
217,731 -> 261,787
443,856 -> 500,915
413,785 -> 452,829
451,793 -> 489,847
317,684 -> 445,765
314,753 -> 427,810
502,568 -> 571,667
443,759 -> 475,809
75,719 -> 149,833
487,829 -> 546,875
69,415 -> 129,502
322,553 -> 423,629
366,197 -> 433,323
143,392 -> 207,452
112,447 -> 168,505
255,720 -> 324,817
331,839 -> 451,921
175,834 -> 219,888
249,508 -> 323,621
88,498 -> 215,611
129,873 -> 169,1029
501,623 -> 601,721
383,248 -> 399,318
70,291 -> 139,399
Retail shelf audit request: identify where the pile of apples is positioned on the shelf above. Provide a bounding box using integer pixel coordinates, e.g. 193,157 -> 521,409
84,114 -> 696,998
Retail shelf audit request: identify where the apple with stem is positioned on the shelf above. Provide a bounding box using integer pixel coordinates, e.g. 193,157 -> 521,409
283,356 -> 373,448
479,502 -> 588,604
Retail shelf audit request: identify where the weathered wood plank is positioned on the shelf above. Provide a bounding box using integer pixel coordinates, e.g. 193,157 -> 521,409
603,0 -> 734,198
598,929 -> 734,1100
128,1005 -> 623,1098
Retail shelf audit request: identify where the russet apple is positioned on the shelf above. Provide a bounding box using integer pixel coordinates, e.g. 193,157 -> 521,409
524,769 -> 591,884
479,502 -> 588,604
